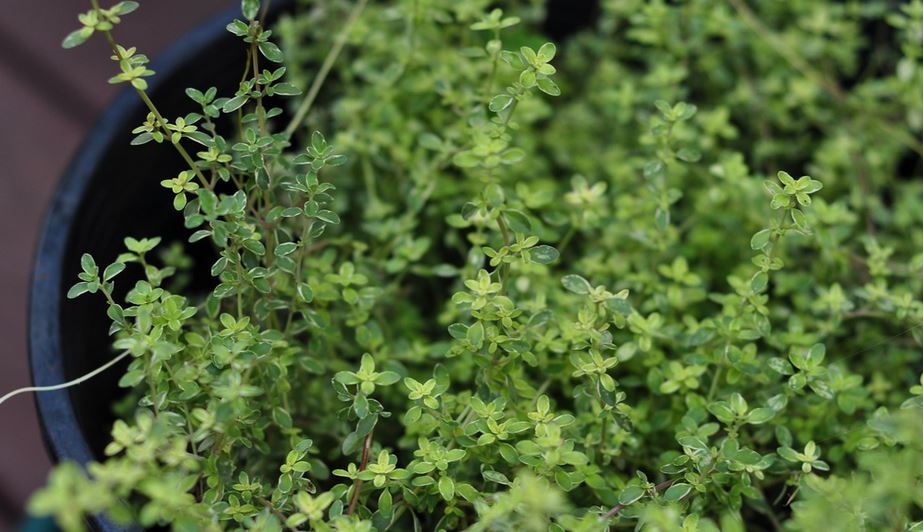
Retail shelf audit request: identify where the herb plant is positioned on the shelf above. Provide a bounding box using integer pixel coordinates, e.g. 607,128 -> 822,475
9,0 -> 923,530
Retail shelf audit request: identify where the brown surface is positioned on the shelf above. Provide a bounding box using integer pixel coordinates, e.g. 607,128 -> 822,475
0,1 -> 233,528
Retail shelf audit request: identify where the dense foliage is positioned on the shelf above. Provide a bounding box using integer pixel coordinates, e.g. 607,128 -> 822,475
20,0 -> 923,530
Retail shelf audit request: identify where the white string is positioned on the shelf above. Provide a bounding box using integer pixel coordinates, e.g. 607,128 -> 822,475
0,350 -> 131,406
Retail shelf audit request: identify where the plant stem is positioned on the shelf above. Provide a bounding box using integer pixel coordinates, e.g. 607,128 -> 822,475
707,364 -> 723,402
284,220 -> 314,333
533,379 -> 551,403
347,431 -> 374,516
250,36 -> 267,135
284,0 -> 368,136
135,90 -> 211,189
501,99 -> 519,129
404,0 -> 420,67
88,6 -> 210,188
557,225 -> 576,254
495,215 -> 512,290
496,215 -> 510,246
455,405 -> 472,425
484,29 -> 501,97
259,497 -> 297,532
258,0 -> 272,25
236,246 -> 245,317
758,488 -> 785,532
146,352 -> 159,416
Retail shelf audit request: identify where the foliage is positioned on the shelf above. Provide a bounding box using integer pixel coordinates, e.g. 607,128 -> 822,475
22,0 -> 923,530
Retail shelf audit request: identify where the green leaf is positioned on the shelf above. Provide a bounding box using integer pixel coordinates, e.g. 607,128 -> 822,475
334,371 -> 360,385
438,476 -> 455,501
663,483 -> 692,502
62,27 -> 93,49
271,83 -> 302,96
654,100 -> 672,117
226,19 -> 249,36
222,94 -> 249,113
618,485 -> 644,506
482,470 -> 510,485
259,41 -> 284,63
103,262 -> 126,281
537,42 -> 556,62
341,431 -> 362,456
519,69 -> 536,88
242,239 -> 265,256
119,369 -> 145,387
530,245 -> 559,264
467,321 -> 484,347
80,253 -> 97,275
777,447 -> 800,462
791,208 -> 809,230
536,77 -> 561,96
456,483 -> 480,502
746,408 -> 774,424
677,436 -> 708,452
241,0 -> 260,20
676,147 -> 701,162
356,414 -> 378,439
67,282 -> 90,299
805,343 -> 826,368
561,274 -> 591,295
273,407 -> 293,429
750,271 -> 768,293
378,489 -> 393,515
112,1 -> 140,15
375,371 -> 401,386
354,393 -> 369,418
708,402 -> 735,423
274,242 -> 297,256
644,160 -> 664,177
315,210 -> 341,224
498,443 -> 518,464
489,94 -> 514,113
485,184 -> 505,208
173,193 -> 187,211
729,393 -> 748,415
503,209 -> 532,234
291,283 -> 312,303
750,229 -> 771,250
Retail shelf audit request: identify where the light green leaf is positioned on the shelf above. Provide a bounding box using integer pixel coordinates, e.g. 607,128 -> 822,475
259,41 -> 284,63
62,27 -> 93,49
438,476 -> 455,501
618,485 -> 644,506
663,483 -> 692,502
562,274 -> 591,295
750,229 -> 771,250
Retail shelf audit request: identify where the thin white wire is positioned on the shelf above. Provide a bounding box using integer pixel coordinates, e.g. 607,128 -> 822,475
0,350 -> 131,406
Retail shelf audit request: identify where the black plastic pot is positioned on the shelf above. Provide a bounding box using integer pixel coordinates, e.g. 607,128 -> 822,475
28,1 -> 598,530
28,5 -> 263,530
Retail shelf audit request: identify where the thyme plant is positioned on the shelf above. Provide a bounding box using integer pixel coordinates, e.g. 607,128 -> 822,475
11,0 -> 923,530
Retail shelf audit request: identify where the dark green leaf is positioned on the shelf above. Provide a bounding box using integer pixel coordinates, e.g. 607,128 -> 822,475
530,245 -> 559,264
